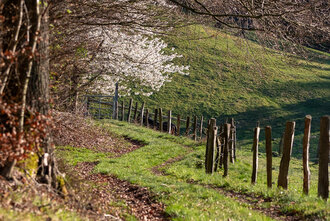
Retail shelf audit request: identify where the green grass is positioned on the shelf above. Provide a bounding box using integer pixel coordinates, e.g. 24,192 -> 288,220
58,120 -> 329,220
125,25 -> 330,159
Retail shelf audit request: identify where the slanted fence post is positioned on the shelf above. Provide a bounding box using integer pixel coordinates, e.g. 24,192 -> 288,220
185,116 -> 190,136
154,108 -> 158,130
193,116 -> 197,141
121,100 -> 125,121
303,115 -> 312,195
145,108 -> 149,127
318,116 -> 329,200
127,98 -> 133,123
205,118 -> 217,174
251,125 -> 260,184
278,121 -> 295,189
176,115 -> 181,136
223,123 -> 230,177
199,116 -> 204,139
265,126 -> 272,188
159,108 -> 163,132
133,102 -> 138,123
140,102 -> 145,126
168,110 -> 172,134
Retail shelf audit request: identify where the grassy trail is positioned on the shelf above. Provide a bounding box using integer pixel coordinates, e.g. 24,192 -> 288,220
76,120 -> 327,221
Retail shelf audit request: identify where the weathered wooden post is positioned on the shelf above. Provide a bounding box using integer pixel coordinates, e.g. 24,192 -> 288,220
185,116 -> 190,136
223,123 -> 230,177
121,100 -> 125,121
278,121 -> 295,189
231,118 -> 237,161
251,126 -> 260,184
265,126 -> 272,188
205,118 -> 217,174
199,116 -> 204,139
168,110 -> 172,134
214,137 -> 221,172
127,98 -> 133,123
140,102 -> 145,126
318,116 -> 329,200
145,108 -> 149,127
193,116 -> 198,141
229,118 -> 235,164
303,115 -> 312,195
133,102 -> 138,123
154,108 -> 158,130
115,101 -> 119,120
176,115 -> 181,136
159,108 -> 163,132
219,124 -> 224,169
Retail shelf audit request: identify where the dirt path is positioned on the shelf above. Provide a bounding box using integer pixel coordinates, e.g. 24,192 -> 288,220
73,161 -> 169,221
151,156 -> 305,221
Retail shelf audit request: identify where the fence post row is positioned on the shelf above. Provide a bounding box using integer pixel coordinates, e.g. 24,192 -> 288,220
251,125 -> 260,184
278,121 -> 295,189
302,115 -> 311,195
318,116 -> 329,200
265,126 -> 272,188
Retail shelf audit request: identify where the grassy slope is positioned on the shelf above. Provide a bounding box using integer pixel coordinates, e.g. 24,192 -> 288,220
59,120 -> 329,220
130,25 -> 330,159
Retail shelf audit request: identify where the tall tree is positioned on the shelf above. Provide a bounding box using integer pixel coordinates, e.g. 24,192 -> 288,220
0,0 -> 58,186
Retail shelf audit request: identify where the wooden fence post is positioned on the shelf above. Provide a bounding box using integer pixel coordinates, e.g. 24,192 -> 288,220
154,108 -> 158,130
86,96 -> 90,116
121,100 -> 125,121
98,96 -> 101,119
199,116 -> 204,139
159,108 -> 163,132
229,119 -> 235,164
205,118 -> 217,174
193,116 -> 197,141
176,115 -> 181,136
318,116 -> 329,200
133,102 -> 138,123
219,124 -> 224,169
185,116 -> 190,136
140,102 -> 145,126
223,123 -> 230,177
265,126 -> 272,188
251,126 -> 260,184
127,98 -> 133,123
115,101 -> 118,120
214,137 -> 221,172
278,121 -> 295,189
303,115 -> 312,195
145,108 -> 149,127
168,110 -> 172,134
112,82 -> 119,119
231,118 -> 237,161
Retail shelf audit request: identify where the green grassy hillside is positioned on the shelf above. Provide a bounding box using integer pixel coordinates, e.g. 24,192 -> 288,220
131,25 -> 330,159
